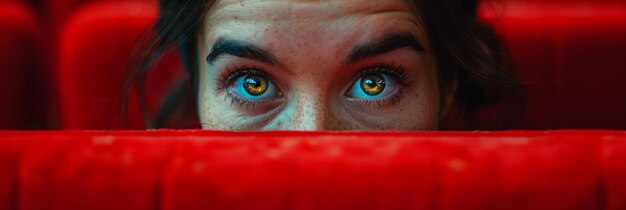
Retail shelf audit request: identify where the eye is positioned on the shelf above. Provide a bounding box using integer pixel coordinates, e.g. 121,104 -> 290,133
348,73 -> 398,100
231,74 -> 279,100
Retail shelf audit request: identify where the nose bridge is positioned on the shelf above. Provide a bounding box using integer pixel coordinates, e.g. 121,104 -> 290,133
289,91 -> 329,131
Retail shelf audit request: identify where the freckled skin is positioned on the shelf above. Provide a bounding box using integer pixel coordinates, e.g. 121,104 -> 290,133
197,0 -> 442,130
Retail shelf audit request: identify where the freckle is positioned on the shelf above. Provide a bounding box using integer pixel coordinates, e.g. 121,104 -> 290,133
293,103 -> 303,125
377,124 -> 386,130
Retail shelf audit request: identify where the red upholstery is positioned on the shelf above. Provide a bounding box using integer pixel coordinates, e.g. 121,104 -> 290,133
0,2 -> 46,129
486,0 -> 624,3
480,3 -> 626,129
42,0 -> 155,129
0,130 -> 625,209
42,0 -> 156,28
58,2 -> 184,129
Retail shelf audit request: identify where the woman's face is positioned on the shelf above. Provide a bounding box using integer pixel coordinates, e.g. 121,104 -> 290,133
197,0 -> 441,130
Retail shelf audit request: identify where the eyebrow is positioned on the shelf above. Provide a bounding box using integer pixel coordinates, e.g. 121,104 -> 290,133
344,31 -> 425,64
206,37 -> 279,65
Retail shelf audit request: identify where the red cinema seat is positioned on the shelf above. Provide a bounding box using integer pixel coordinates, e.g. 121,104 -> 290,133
0,2 -> 46,129
0,130 -> 624,210
481,2 -> 626,129
484,0 -> 626,3
40,0 -> 157,129
58,2 -> 184,129
43,0 -> 156,29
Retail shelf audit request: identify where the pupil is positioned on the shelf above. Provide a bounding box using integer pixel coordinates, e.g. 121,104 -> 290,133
243,75 -> 267,96
361,74 -> 386,96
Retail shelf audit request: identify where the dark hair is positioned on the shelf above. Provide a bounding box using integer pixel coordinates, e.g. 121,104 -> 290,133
126,0 -> 526,130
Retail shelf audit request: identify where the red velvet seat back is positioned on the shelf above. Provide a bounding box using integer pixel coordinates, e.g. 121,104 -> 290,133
0,130 -> 625,210
42,0 -> 156,28
0,2 -> 46,129
40,0 -> 156,129
58,2 -> 183,129
481,2 -> 626,129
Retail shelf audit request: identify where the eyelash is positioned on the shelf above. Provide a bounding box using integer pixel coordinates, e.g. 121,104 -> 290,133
215,63 -> 411,109
216,64 -> 273,91
354,62 -> 411,87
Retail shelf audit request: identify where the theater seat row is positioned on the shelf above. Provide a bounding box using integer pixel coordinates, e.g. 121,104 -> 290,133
1,1 -> 626,130
0,1 -> 181,130
58,2 -> 183,129
1,130 -> 626,210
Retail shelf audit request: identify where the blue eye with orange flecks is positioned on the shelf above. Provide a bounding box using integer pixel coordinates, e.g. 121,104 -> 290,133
348,73 -> 396,100
231,74 -> 278,100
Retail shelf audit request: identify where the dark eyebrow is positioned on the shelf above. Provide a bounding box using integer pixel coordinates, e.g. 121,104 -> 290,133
206,37 -> 279,65
344,31 -> 425,64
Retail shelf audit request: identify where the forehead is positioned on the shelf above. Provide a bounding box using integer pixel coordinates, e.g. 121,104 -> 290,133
211,0 -> 412,19
205,0 -> 421,38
